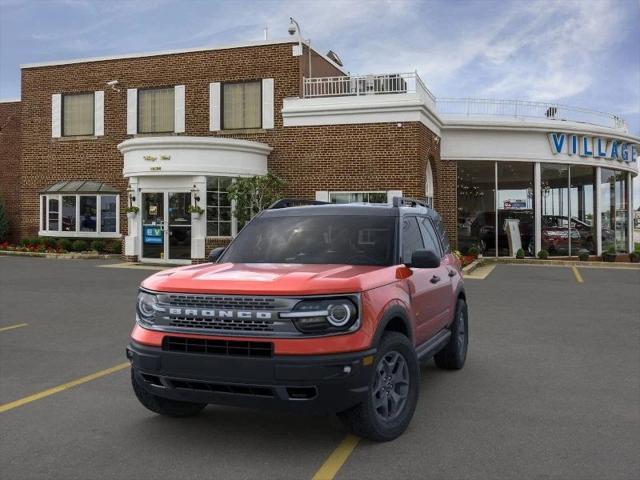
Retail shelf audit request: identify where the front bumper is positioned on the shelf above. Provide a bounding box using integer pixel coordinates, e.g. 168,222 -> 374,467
127,341 -> 375,414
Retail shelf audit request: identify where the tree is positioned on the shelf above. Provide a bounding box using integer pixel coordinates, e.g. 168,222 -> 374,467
0,195 -> 9,243
226,173 -> 286,225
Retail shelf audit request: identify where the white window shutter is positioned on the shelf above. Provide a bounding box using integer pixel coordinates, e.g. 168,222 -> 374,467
387,190 -> 403,205
262,78 -> 274,129
315,191 -> 329,202
174,85 -> 185,133
51,94 -> 61,138
209,82 -> 221,131
127,88 -> 137,135
94,91 -> 104,136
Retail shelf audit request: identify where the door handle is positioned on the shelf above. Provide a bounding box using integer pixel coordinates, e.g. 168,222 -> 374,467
430,275 -> 441,284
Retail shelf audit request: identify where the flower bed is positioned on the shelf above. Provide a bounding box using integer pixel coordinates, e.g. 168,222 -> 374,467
0,237 -> 121,255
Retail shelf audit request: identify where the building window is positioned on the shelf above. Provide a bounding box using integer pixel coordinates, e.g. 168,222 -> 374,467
601,169 -> 628,253
496,162 -> 534,257
222,81 -> 261,130
457,161 -> 496,256
40,194 -> 119,237
138,87 -> 175,133
62,92 -> 94,136
206,177 -> 233,236
329,192 -> 388,204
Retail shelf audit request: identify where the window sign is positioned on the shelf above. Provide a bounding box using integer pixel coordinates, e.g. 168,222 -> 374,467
144,226 -> 163,245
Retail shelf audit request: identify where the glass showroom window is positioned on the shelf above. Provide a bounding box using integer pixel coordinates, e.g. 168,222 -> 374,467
569,166 -> 596,255
40,194 -> 119,236
457,161 -> 495,256
601,169 -> 629,253
222,81 -> 261,130
497,162 -> 534,257
62,92 -> 94,136
138,87 -> 175,133
206,177 -> 233,237
541,164 -> 569,256
329,192 -> 388,204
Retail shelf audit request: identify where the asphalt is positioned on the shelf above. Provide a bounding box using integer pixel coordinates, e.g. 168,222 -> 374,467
0,257 -> 638,480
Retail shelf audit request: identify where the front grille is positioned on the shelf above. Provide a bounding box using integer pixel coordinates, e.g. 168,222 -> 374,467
167,294 -> 278,310
168,379 -> 274,397
163,336 -> 273,357
168,316 -> 275,332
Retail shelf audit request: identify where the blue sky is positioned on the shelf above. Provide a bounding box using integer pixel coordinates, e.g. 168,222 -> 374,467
1,0 -> 638,204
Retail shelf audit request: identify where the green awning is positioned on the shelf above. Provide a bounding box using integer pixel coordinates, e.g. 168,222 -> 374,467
41,180 -> 119,194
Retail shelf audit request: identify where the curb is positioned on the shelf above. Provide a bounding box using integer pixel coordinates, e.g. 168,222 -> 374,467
462,258 -> 484,275
0,250 -> 121,260
482,257 -> 640,270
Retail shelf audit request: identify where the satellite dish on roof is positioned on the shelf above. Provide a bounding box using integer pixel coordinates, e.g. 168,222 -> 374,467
326,50 -> 343,67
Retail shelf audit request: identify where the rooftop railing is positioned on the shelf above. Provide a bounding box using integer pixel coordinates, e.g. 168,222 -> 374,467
303,72 -> 436,102
301,73 -> 627,131
436,98 -> 628,131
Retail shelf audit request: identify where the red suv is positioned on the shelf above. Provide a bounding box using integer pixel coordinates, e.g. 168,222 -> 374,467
127,198 -> 468,441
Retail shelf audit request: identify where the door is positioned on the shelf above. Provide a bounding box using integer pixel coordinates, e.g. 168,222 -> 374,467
141,192 -> 165,260
141,192 -> 192,262
167,192 -> 192,261
401,216 -> 449,345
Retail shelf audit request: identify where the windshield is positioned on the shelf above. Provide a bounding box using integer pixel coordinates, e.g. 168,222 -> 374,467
221,215 -> 397,266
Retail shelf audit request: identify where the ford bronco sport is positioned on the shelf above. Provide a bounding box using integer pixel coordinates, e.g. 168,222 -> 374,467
127,197 -> 468,441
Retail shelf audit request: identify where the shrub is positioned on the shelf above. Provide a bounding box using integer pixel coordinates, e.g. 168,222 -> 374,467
468,246 -> 480,258
41,237 -> 58,249
577,249 -> 590,261
106,239 -> 122,254
71,239 -> 88,252
90,240 -> 106,252
629,251 -> 640,263
515,248 -> 525,259
606,245 -> 616,254
58,238 -> 72,252
20,237 -> 36,247
537,249 -> 549,259
0,195 -> 9,242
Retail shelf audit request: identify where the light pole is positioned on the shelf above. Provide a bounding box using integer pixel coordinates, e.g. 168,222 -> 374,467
288,17 -> 312,80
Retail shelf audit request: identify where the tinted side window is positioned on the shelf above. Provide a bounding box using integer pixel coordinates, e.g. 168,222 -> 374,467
434,215 -> 451,253
402,216 -> 424,264
419,217 -> 442,257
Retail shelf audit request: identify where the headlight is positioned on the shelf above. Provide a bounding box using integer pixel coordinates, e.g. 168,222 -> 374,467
281,298 -> 358,334
136,290 -> 159,325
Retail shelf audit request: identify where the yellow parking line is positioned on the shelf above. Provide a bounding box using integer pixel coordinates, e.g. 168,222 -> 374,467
0,362 -> 129,414
311,434 -> 360,480
0,323 -> 28,333
571,266 -> 584,283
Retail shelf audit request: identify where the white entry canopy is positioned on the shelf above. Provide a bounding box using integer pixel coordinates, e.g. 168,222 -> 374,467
118,136 -> 271,178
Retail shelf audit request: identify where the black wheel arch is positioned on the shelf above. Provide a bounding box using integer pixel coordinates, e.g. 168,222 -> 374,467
371,304 -> 414,347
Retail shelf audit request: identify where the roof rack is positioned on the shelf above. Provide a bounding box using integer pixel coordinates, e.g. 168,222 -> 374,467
269,198 -> 330,209
391,197 -> 432,209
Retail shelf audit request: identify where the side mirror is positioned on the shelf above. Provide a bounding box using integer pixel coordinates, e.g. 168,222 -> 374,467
410,249 -> 440,269
208,247 -> 225,263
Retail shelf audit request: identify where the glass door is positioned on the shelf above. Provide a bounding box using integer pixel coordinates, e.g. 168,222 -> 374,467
167,192 -> 191,261
141,192 -> 165,260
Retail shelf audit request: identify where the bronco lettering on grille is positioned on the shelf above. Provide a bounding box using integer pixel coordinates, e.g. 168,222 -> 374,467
168,308 -> 274,320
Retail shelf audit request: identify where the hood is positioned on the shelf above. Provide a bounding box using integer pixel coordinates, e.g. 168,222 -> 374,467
141,262 -> 399,295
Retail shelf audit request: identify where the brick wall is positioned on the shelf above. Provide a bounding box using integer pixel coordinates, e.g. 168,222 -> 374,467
11,41 -> 449,258
0,101 -> 21,242
17,42 -> 303,240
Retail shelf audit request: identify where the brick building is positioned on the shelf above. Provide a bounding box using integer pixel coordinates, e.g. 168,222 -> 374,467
0,38 -> 638,262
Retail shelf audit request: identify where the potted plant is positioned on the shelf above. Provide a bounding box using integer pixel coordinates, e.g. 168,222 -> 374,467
187,204 -> 204,219
603,245 -> 617,262
577,249 -> 590,261
126,206 -> 139,221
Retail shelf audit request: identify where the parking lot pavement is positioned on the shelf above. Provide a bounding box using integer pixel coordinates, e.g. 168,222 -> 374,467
1,258 -> 639,480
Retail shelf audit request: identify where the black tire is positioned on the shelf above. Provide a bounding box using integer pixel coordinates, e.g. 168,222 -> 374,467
131,369 -> 206,417
434,298 -> 468,370
338,332 -> 419,442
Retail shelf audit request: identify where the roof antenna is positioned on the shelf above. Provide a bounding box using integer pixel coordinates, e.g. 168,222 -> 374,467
263,25 -> 268,41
